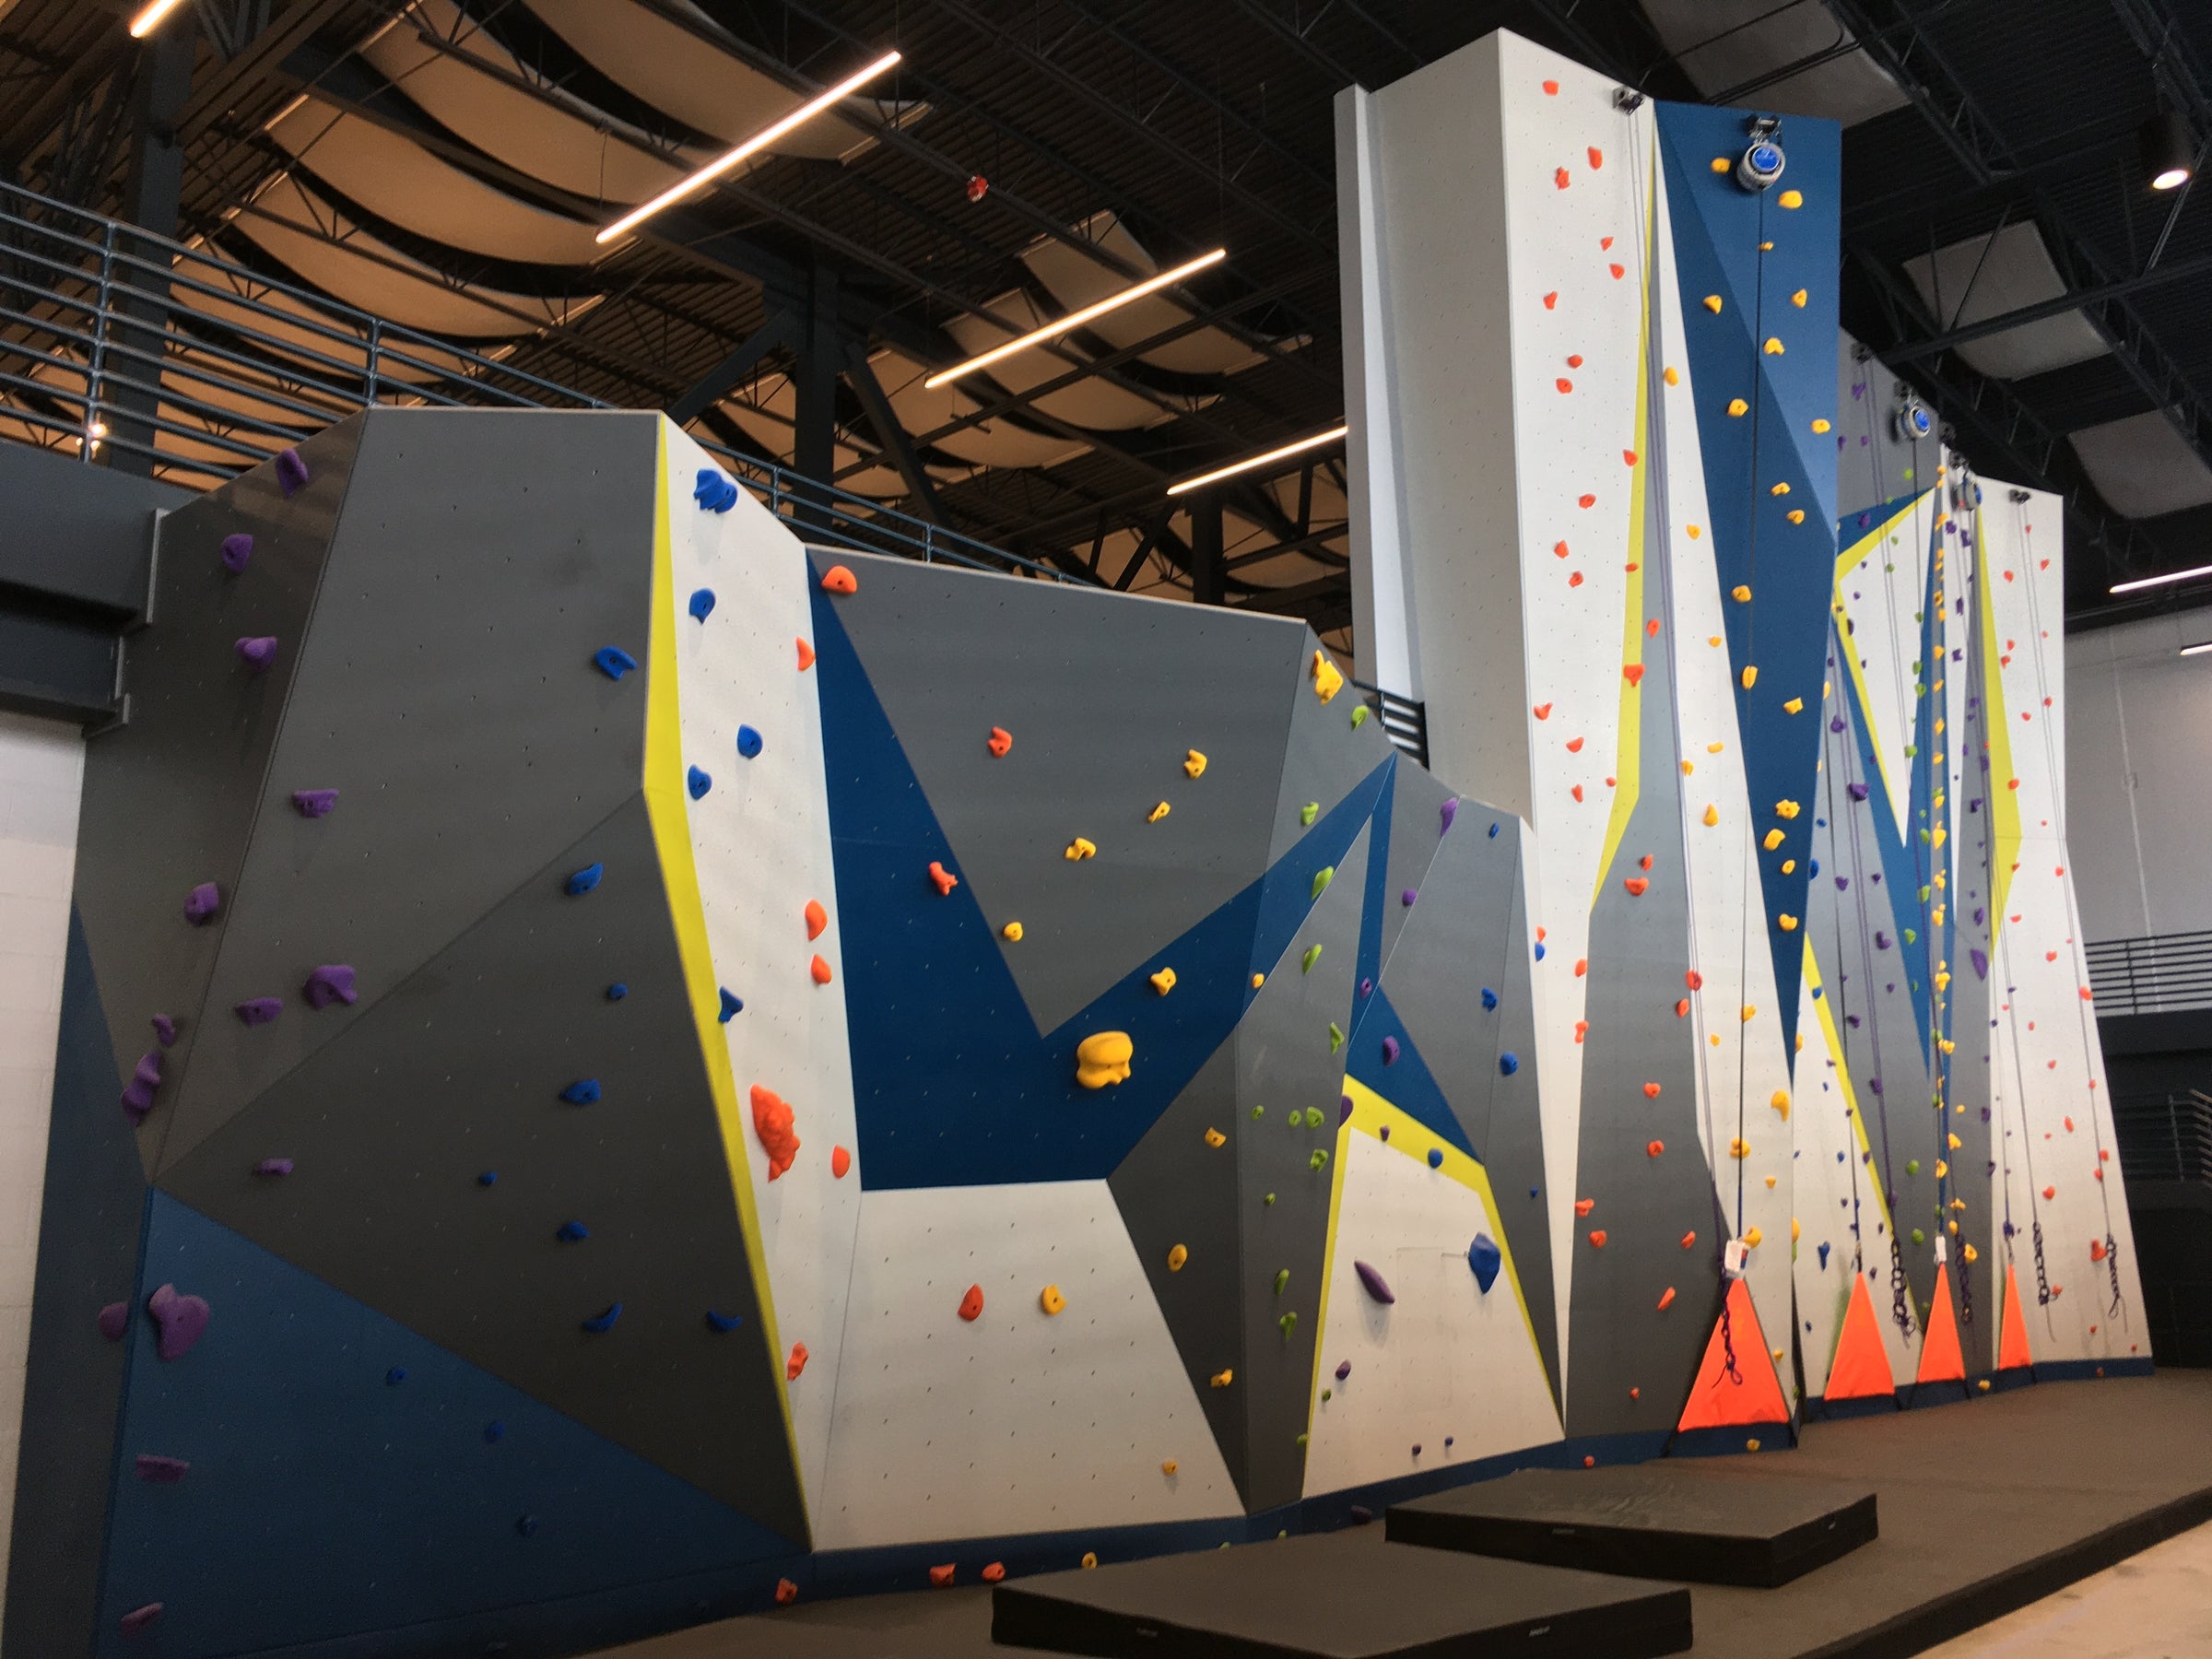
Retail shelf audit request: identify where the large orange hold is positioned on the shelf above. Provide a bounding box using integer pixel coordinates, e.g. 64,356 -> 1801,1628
751,1084 -> 800,1180
1822,1273 -> 1895,1402
1677,1277 -> 1790,1432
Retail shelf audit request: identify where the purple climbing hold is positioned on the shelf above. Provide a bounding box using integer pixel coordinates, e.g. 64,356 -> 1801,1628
1335,1360 -> 1352,1381
1468,1232 -> 1502,1293
253,1158 -> 294,1177
98,1301 -> 130,1342
1379,1124 -> 1391,1142
302,964 -> 357,1010
234,635 -> 278,674
1339,1094 -> 1354,1124
1348,1505 -> 1373,1524
1353,1260 -> 1395,1305
1834,877 -> 1850,891
1873,931 -> 1890,951
146,1283 -> 210,1360
1830,715 -> 1846,733
151,1014 -> 177,1047
1381,1035 -> 1400,1065
1970,948 -> 1989,980
1401,888 -> 1418,907
1440,798 -> 1458,835
234,997 -> 283,1027
275,445 -> 310,497
135,1454 -> 190,1483
120,1604 -> 163,1636
1847,782 -> 1870,802
120,1052 -> 162,1124
1867,1077 -> 1884,1097
219,532 -> 253,573
292,788 -> 338,818
183,882 -> 220,925
1358,977 -> 1373,998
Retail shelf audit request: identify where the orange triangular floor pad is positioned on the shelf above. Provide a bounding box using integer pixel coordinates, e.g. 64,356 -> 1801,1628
1676,1277 -> 1791,1431
1915,1263 -> 1967,1384
1998,1260 -> 2034,1371
1823,1272 -> 1897,1401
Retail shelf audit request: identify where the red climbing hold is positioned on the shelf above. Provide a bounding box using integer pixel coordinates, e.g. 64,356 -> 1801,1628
1573,1019 -> 1589,1043
1588,1230 -> 1608,1249
1623,665 -> 1644,687
819,565 -> 858,594
1609,263 -> 1625,279
959,1284 -> 985,1322
1579,493 -> 1596,508
1533,702 -> 1552,719
1557,378 -> 1574,394
982,1562 -> 1006,1583
810,954 -> 834,985
1553,540 -> 1571,559
2089,1239 -> 2107,1262
1656,1287 -> 1676,1311
1555,168 -> 1571,189
795,638 -> 816,671
1543,79 -> 1559,94
1600,236 -> 1614,251
751,1084 -> 800,1181
1625,877 -> 1650,896
1584,1455 -> 1596,1468
1573,958 -> 1588,976
1685,969 -> 1704,990
1647,1139 -> 1665,1158
776,1579 -> 800,1606
928,861 -> 959,896
1642,1081 -> 1661,1098
786,1342 -> 809,1381
1571,784 -> 1584,802
805,900 -> 829,941
1566,735 -> 1585,752
1623,449 -> 1639,466
1574,1197 -> 1595,1217
1544,291 -> 1559,310
831,1146 -> 852,1179
1676,999 -> 1689,1018
1680,1230 -> 1697,1250
1567,354 -> 1584,369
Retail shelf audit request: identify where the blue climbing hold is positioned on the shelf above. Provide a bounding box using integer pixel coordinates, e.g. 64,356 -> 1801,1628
565,863 -> 604,896
477,1171 -> 498,1187
606,982 -> 628,1001
556,1221 -> 590,1242
1481,987 -> 1498,1010
582,1302 -> 622,1334
484,1420 -> 505,1443
385,1367 -> 407,1386
735,724 -> 763,759
1812,984 -> 1825,1000
693,468 -> 737,512
516,1514 -> 539,1537
1818,1241 -> 1832,1269
1499,1052 -> 1519,1076
688,588 -> 716,622
1534,943 -> 1547,961
1488,822 -> 1500,838
559,1078 -> 601,1105
704,1309 -> 744,1333
688,765 -> 712,799
1467,1233 -> 1502,1294
593,647 -> 638,680
1427,1147 -> 1443,1170
718,987 -> 744,1023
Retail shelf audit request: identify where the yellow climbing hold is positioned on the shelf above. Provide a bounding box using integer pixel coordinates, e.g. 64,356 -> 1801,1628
1770,481 -> 1791,496
1727,398 -> 1749,418
1792,1217 -> 1801,1241
1204,1127 -> 1226,1148
1703,803 -> 1720,827
1740,1004 -> 1757,1022
1251,972 -> 1265,989
1711,157 -> 1731,173
1065,836 -> 1097,861
1762,828 -> 1785,851
1687,524 -> 1702,538
1742,665 -> 1759,688
1776,800 -> 1800,818
1745,1226 -> 1763,1247
1763,337 -> 1785,356
1210,1370 -> 1234,1388
1184,749 -> 1207,778
1771,1089 -> 1791,1119
1082,1552 -> 1099,1569
1681,760 -> 1695,775
1786,509 -> 1806,524
1729,1137 -> 1750,1159
1075,1031 -> 1133,1089
1040,1284 -> 1066,1315
1002,921 -> 1025,942
1732,584 -> 1752,602
1935,1159 -> 1949,1180
1147,801 -> 1171,823
1664,365 -> 1680,385
1791,288 -> 1807,308
1778,913 -> 1798,931
1703,294 -> 1723,312
1167,1243 -> 1188,1272
1779,188 -> 1803,208
1947,1132 -> 1962,1150
1963,1242 -> 1980,1264
1312,650 -> 1344,703
1783,696 -> 1804,712
1811,418 -> 1831,433
1707,741 -> 1724,753
1150,968 -> 1178,996
1765,1173 -> 1778,1188
1161,1460 -> 1179,1477
1781,859 -> 1795,874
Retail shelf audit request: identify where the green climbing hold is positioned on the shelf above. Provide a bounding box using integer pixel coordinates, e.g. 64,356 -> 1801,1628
1350,705 -> 1371,730
1295,1435 -> 1308,1450
1279,1312 -> 1297,1336
1328,1022 -> 1345,1053
1902,928 -> 1918,944
1303,1107 -> 1324,1130
1906,1159 -> 1920,1175
1300,802 -> 1318,826
1302,943 -> 1323,973
1264,1193 -> 1276,1206
1309,1148 -> 1330,1171
1911,1228 -> 1926,1244
1918,885 -> 1932,902
1275,1269 -> 1289,1296
1252,1105 -> 1265,1119
1312,866 -> 1335,900
1904,744 -> 1918,758
1321,1388 -> 1332,1402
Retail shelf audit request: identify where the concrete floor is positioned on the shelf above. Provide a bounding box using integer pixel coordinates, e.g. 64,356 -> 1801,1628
1924,1517 -> 2212,1658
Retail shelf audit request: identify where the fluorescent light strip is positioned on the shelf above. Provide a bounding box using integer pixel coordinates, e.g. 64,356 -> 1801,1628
596,51 -> 901,245
1166,425 -> 1347,497
2182,641 -> 2212,657
924,248 -> 1227,390
2111,560 -> 2212,594
128,0 -> 190,37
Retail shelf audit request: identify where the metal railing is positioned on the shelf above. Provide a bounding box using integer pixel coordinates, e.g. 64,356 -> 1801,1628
0,177 -> 1069,584
1353,678 -> 1430,767
2111,1090 -> 2212,1187
2085,931 -> 2212,1017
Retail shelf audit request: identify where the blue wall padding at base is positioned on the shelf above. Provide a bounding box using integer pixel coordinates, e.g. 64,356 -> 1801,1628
810,590 -> 1392,1189
97,1194 -> 795,1659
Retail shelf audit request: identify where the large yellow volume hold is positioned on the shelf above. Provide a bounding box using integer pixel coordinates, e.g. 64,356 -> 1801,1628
1312,650 -> 1344,702
1075,1031 -> 1133,1089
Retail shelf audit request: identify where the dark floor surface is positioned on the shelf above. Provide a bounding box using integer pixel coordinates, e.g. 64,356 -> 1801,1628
593,1371 -> 2212,1659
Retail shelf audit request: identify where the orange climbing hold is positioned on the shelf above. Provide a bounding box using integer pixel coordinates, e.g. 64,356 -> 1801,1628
1544,290 -> 1559,309
1566,354 -> 1583,369
1657,1287 -> 1676,1312
1554,540 -> 1570,559
776,1578 -> 800,1605
751,1084 -> 801,1180
1625,877 -> 1650,896
1557,378 -> 1573,394
830,1145 -> 852,1180
795,638 -> 816,671
1574,1197 -> 1595,1217
1588,1230 -> 1608,1249
1566,735 -> 1584,753
1608,263 -> 1625,279
2089,1238 -> 2108,1262
1647,1139 -> 1665,1158
929,1564 -> 957,1587
1680,1230 -> 1697,1250
1555,167 -> 1571,189
959,1285 -> 984,1323
786,1342 -> 809,1381
1642,1081 -> 1662,1098
819,565 -> 857,594
809,954 -> 833,985
1580,493 -> 1596,508
1685,969 -> 1704,990
1542,78 -> 1559,94
1916,1265 -> 1967,1386
1623,449 -> 1639,466
1675,998 -> 1690,1017
1998,1261 -> 2034,1371
928,861 -> 959,896
982,1563 -> 1006,1584
1677,1277 -> 1790,1432
987,726 -> 1013,757
1623,665 -> 1645,688
1574,958 -> 1588,977
805,900 -> 828,940
1823,1274 -> 1895,1402
1588,147 -> 1604,170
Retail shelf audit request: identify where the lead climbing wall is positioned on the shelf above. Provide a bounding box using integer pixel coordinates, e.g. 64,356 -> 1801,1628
13,409 -> 1584,1658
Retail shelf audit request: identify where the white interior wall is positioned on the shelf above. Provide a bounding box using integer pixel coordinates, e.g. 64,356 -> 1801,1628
0,712 -> 86,1637
2065,612 -> 2212,943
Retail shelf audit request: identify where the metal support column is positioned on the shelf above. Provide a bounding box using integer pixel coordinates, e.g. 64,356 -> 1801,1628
105,26 -> 194,479
790,263 -> 840,530
1188,494 -> 1224,606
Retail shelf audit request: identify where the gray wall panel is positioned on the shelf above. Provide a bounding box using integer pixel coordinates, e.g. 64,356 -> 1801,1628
1265,642 -> 1402,868
155,794 -> 809,1543
1375,761 -> 1454,974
